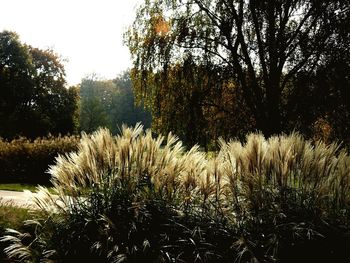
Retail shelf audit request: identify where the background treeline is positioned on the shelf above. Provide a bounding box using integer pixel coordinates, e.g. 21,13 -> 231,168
0,30 -> 151,140
2,9 -> 350,150
79,72 -> 151,134
0,30 -> 151,184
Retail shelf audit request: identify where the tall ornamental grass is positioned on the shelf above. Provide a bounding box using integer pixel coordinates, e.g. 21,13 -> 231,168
2,125 -> 350,262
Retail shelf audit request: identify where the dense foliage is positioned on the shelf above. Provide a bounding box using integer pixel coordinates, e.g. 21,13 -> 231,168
126,0 -> 350,146
79,72 -> 152,134
2,125 -> 350,262
130,62 -> 254,146
0,135 -> 79,184
0,30 -> 79,139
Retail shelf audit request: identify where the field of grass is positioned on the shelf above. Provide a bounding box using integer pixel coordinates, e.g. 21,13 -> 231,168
0,199 -> 31,229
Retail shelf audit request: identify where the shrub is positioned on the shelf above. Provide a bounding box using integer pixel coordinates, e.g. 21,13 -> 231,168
0,135 -> 79,184
2,126 -> 350,262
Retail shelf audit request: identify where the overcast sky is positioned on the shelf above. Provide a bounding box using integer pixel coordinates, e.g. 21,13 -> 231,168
0,0 -> 141,85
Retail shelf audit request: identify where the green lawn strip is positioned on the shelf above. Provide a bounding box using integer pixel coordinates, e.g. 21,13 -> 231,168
0,183 -> 54,193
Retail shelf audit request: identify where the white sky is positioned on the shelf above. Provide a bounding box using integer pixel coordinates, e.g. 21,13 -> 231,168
0,0 -> 141,85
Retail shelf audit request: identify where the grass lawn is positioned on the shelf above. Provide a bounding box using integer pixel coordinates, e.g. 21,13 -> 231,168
0,199 -> 32,229
0,199 -> 35,261
0,183 -> 53,193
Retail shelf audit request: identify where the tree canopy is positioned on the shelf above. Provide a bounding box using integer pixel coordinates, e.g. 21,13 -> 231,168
0,31 -> 78,139
126,0 -> 350,145
79,72 -> 151,134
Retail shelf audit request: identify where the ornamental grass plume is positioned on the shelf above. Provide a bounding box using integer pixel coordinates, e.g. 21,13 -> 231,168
37,123 -> 205,211
2,124 -> 211,262
218,132 -> 350,261
218,132 -> 350,218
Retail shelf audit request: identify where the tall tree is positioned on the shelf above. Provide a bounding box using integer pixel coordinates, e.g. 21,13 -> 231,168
79,75 -> 113,133
111,71 -> 152,134
29,47 -> 78,136
0,30 -> 78,138
126,0 -> 350,137
0,31 -> 34,137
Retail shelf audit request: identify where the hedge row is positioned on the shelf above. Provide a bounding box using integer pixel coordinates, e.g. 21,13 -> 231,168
0,135 -> 79,185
